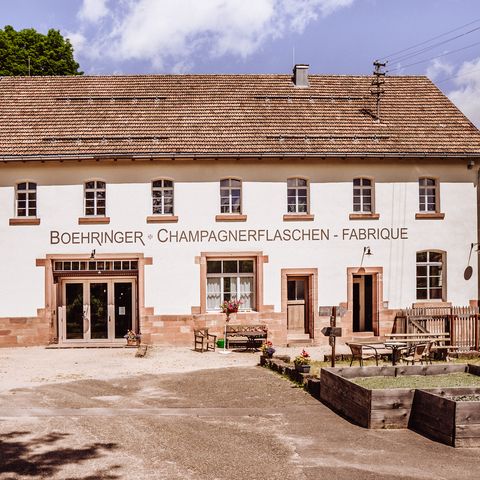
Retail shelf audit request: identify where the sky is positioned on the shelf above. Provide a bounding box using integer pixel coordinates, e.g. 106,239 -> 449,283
1,0 -> 480,125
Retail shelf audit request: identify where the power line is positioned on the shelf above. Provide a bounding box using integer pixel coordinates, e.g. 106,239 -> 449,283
436,66 -> 480,85
387,40 -> 480,73
387,25 -> 480,64
379,17 -> 480,61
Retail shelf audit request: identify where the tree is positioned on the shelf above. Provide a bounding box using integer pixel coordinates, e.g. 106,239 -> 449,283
0,25 -> 83,76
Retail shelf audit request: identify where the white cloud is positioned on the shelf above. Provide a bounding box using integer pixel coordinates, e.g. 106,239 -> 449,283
65,31 -> 87,55
426,58 -> 453,81
448,57 -> 480,127
75,0 -> 354,70
78,0 -> 110,23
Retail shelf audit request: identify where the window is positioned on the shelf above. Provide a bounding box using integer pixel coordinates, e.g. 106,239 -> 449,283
419,178 -> 437,212
16,182 -> 37,217
220,178 -> 241,214
85,181 -> 106,216
416,251 -> 445,300
206,259 -> 254,311
152,179 -> 174,215
353,178 -> 373,213
287,178 -> 308,213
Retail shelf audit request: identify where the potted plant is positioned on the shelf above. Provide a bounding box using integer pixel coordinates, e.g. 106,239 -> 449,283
220,298 -> 242,322
124,330 -> 141,346
294,349 -> 311,373
261,341 -> 275,358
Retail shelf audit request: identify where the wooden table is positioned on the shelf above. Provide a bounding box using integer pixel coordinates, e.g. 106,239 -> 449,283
384,342 -> 407,365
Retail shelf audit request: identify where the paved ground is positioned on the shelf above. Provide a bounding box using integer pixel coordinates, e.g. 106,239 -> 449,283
1,354 -> 480,480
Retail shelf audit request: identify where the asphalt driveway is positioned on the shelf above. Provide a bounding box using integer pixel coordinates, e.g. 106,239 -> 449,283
0,365 -> 479,479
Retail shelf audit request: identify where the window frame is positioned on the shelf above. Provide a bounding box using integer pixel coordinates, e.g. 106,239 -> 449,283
416,250 -> 446,301
206,258 -> 255,312
15,181 -> 37,218
418,177 -> 439,213
286,177 -> 309,214
219,177 -> 242,215
84,180 -> 106,217
151,178 -> 174,216
352,177 -> 375,214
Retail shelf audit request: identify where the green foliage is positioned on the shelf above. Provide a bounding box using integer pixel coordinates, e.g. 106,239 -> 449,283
0,25 -> 83,76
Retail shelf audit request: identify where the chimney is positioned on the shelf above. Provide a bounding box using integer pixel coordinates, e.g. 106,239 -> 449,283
292,64 -> 309,88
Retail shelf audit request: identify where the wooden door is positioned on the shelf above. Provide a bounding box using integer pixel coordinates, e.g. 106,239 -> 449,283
287,277 -> 308,333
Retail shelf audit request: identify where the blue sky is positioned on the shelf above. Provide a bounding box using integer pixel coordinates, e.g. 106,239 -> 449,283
1,0 -> 480,124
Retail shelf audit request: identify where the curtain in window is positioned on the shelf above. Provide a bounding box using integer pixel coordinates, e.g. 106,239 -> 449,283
207,278 -> 221,310
239,277 -> 253,309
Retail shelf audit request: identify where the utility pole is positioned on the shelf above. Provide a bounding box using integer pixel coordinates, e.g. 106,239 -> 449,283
371,60 -> 386,122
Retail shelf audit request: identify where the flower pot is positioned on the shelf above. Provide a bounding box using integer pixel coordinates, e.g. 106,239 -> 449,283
266,352 -> 274,358
295,364 -> 311,373
126,339 -> 140,346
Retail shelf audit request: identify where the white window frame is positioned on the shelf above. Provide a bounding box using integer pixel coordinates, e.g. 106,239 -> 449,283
152,179 -> 174,215
287,177 -> 309,214
416,250 -> 446,301
84,180 -> 106,217
220,178 -> 242,214
206,259 -> 255,311
16,182 -> 37,217
353,177 -> 373,213
419,177 -> 438,213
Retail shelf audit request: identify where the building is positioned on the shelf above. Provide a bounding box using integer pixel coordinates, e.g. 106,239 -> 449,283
1,65 -> 480,347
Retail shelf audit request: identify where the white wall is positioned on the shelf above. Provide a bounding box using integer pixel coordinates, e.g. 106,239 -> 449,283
0,159 -> 477,316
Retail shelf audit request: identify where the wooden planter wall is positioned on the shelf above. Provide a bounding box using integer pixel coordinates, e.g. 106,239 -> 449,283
320,364 -> 476,429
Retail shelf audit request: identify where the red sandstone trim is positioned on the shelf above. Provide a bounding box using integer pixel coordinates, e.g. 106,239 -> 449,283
215,214 -> 247,222
146,215 -> 179,223
283,214 -> 315,221
415,212 -> 445,220
9,217 -> 41,226
78,216 -> 110,225
349,213 -> 380,220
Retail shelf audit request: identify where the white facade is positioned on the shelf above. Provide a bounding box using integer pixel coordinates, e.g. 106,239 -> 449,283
0,159 -> 477,336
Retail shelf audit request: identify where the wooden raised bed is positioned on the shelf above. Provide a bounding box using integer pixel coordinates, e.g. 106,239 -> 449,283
409,388 -> 480,447
320,364 -> 478,429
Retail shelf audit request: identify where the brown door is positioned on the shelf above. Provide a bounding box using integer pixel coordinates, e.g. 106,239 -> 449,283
287,277 -> 309,334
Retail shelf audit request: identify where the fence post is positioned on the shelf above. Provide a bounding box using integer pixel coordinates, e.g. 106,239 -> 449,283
449,314 -> 456,348
476,314 -> 479,352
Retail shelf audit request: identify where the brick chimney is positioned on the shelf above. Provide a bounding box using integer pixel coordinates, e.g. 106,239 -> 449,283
292,64 -> 309,88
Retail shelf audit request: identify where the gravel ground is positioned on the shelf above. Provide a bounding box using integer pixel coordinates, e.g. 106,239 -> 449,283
0,345 -> 341,392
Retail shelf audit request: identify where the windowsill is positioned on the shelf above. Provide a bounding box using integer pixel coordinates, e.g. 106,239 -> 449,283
215,214 -> 247,222
349,213 -> 380,220
415,212 -> 445,220
146,215 -> 179,223
283,214 -> 315,221
78,216 -> 110,225
9,217 -> 41,226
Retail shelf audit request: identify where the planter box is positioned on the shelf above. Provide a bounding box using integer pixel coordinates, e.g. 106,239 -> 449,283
320,364 -> 477,429
410,388 -> 480,447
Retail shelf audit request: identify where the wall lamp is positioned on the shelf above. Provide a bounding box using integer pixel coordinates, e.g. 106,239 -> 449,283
467,160 -> 475,170
357,246 -> 373,274
90,249 -> 96,259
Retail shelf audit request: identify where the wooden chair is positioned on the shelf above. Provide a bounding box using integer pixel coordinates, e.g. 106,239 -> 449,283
194,328 -> 217,352
402,343 -> 427,365
347,343 -> 379,367
422,341 -> 434,364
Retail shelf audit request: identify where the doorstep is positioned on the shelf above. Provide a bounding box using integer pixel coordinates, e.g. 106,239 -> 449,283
46,342 -> 139,349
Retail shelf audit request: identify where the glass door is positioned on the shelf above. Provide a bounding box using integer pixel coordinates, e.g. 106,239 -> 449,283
113,281 -> 135,339
65,282 -> 86,340
90,282 -> 109,339
62,278 -> 136,342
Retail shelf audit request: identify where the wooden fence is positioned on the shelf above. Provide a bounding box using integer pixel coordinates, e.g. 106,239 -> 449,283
394,306 -> 480,351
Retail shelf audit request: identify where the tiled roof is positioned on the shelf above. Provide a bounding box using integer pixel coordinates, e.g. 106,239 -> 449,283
1,74 -> 479,159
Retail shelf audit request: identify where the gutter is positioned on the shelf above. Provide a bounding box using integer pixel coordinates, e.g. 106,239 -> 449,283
2,151 -> 480,163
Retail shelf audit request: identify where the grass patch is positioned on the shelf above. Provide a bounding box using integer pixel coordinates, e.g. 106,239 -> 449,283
352,372 -> 480,390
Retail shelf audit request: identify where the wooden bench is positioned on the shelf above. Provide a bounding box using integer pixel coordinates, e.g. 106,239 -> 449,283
225,324 -> 268,350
